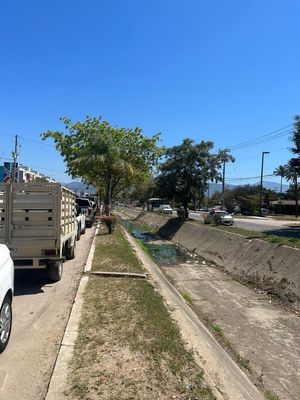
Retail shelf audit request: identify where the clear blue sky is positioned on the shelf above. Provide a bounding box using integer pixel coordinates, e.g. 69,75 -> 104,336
0,0 -> 299,186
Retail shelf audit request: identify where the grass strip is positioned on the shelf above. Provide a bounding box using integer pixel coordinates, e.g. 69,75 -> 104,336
191,222 -> 300,249
65,223 -> 216,400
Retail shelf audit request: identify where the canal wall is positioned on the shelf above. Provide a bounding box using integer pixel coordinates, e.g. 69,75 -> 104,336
119,208 -> 300,310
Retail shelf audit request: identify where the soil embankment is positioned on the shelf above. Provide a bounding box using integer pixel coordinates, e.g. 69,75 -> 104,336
119,208 -> 300,400
120,208 -> 300,310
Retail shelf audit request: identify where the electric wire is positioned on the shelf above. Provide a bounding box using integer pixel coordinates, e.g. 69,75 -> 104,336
223,123 -> 293,150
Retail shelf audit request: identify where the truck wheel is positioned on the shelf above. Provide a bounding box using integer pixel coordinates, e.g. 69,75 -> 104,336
76,225 -> 81,241
0,295 -> 12,354
48,261 -> 63,282
65,238 -> 76,260
81,226 -> 86,234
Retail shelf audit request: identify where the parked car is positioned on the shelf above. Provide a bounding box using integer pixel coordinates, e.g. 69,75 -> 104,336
76,198 -> 95,228
0,244 -> 14,354
75,204 -> 86,240
159,204 -> 173,214
204,210 -> 234,225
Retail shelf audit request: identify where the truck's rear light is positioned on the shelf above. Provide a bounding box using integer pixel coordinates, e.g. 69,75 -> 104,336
43,249 -> 57,256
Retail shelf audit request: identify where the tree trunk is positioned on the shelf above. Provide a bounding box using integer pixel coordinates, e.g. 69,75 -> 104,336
183,198 -> 189,219
295,179 -> 299,218
104,177 -> 112,216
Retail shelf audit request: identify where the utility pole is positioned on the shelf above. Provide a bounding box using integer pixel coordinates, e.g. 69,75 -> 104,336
12,134 -> 19,183
221,160 -> 226,210
206,182 -> 210,207
259,151 -> 270,216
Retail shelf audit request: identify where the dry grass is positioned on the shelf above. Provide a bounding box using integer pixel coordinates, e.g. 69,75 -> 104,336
64,224 -> 216,400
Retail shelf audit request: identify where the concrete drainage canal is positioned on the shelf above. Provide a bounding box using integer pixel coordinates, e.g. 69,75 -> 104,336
121,219 -> 206,267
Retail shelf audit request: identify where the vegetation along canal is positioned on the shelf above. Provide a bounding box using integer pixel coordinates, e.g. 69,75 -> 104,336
121,219 -> 202,266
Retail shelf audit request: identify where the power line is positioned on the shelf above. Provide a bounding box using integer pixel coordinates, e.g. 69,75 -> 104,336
228,129 -> 292,151
0,132 -> 15,138
226,173 -> 275,182
221,123 -> 293,151
0,157 -> 13,161
19,135 -> 56,148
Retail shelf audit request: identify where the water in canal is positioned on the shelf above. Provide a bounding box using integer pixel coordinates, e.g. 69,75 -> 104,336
122,219 -> 201,266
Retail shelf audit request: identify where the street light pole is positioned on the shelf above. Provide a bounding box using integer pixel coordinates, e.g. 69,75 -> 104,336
221,160 -> 226,210
259,151 -> 270,215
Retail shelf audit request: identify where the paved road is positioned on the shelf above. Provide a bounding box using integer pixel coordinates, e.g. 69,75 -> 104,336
0,226 -> 95,400
189,212 -> 300,237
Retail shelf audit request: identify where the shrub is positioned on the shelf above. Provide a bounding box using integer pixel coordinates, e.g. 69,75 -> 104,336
99,214 -> 117,234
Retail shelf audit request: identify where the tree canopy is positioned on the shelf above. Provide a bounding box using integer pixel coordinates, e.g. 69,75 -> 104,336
41,116 -> 163,213
155,138 -> 234,211
274,116 -> 300,217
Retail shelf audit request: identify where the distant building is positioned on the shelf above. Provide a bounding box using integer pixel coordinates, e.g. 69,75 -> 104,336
0,162 -> 55,183
271,200 -> 298,215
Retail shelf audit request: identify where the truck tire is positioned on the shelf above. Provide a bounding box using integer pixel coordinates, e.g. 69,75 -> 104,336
48,261 -> 63,282
65,237 -> 76,260
76,224 -> 81,241
0,295 -> 12,354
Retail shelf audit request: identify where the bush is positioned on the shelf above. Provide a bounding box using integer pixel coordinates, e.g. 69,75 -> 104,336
99,214 -> 117,234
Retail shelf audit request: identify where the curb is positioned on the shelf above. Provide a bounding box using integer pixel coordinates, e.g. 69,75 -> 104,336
45,223 -> 99,400
86,270 -> 148,279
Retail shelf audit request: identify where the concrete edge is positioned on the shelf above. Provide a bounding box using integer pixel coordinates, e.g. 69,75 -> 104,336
121,225 -> 265,400
45,223 -> 100,400
87,270 -> 148,279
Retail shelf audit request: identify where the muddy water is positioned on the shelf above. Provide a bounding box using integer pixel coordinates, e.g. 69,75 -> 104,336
121,219 -> 201,266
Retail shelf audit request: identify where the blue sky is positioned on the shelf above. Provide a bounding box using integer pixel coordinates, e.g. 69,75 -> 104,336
0,0 -> 299,186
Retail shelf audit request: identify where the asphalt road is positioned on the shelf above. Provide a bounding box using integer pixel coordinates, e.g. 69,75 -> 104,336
0,226 -> 95,400
189,212 -> 300,238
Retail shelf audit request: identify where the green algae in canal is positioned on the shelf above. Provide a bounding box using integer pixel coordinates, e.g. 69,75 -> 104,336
121,219 -> 200,266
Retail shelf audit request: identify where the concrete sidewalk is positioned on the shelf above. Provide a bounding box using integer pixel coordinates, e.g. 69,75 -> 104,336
45,224 -> 99,400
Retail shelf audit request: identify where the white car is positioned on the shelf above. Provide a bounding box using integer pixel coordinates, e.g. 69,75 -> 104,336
0,244 -> 14,354
204,210 -> 234,225
76,198 -> 95,228
75,203 -> 86,240
159,204 -> 173,214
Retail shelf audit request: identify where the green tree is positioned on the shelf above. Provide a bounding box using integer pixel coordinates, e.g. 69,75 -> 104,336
273,165 -> 286,196
276,116 -> 300,217
42,116 -> 162,214
126,172 -> 156,208
283,158 -> 300,217
223,185 -> 260,214
31,176 -> 51,183
290,115 -> 300,156
156,139 -> 234,216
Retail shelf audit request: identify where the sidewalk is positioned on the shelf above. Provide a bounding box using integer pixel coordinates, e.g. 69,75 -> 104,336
45,224 -> 99,400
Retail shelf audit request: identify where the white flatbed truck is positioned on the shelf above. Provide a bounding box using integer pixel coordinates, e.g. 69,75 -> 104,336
0,182 -> 77,282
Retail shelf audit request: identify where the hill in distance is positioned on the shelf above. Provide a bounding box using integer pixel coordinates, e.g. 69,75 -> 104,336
207,181 -> 288,196
61,180 -> 288,196
61,181 -> 96,194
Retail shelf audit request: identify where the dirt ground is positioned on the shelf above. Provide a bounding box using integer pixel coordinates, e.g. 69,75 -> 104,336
163,259 -> 300,400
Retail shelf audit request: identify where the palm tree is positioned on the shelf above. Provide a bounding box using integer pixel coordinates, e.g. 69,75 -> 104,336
284,159 -> 300,218
273,165 -> 286,196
